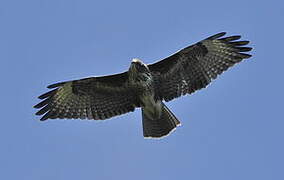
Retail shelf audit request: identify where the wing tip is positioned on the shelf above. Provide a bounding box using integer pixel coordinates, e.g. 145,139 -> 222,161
34,98 -> 51,108
237,47 -> 253,52
40,116 -> 49,121
38,109 -> 55,121
206,32 -> 227,40
231,40 -> 250,46
240,53 -> 252,58
38,89 -> 57,99
47,82 -> 66,89
34,104 -> 42,109
219,35 -> 242,42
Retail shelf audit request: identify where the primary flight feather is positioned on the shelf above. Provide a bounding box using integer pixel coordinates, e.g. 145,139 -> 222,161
34,32 -> 252,138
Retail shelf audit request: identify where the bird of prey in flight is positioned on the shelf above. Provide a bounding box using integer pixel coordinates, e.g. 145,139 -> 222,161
34,32 -> 252,138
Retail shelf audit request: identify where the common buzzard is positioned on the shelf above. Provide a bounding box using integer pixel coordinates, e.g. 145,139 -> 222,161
34,32 -> 252,138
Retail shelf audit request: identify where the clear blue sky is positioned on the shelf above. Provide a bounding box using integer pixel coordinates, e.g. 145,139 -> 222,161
1,0 -> 283,179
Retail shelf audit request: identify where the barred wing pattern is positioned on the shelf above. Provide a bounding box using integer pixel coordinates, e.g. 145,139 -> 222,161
149,32 -> 252,101
34,72 -> 140,121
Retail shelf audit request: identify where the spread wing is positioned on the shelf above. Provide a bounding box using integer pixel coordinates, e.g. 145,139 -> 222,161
149,32 -> 252,101
34,72 -> 140,121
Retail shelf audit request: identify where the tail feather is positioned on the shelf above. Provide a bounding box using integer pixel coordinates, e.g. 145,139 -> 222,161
142,103 -> 181,138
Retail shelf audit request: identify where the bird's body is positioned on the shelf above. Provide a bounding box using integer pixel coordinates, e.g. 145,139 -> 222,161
34,32 -> 252,138
128,58 -> 181,137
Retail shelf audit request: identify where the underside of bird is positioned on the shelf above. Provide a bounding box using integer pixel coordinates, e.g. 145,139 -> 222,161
34,32 -> 252,139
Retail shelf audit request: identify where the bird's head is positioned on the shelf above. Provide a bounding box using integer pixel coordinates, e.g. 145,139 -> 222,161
130,58 -> 150,73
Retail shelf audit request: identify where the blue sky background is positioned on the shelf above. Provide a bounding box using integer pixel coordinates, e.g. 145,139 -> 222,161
1,0 -> 283,179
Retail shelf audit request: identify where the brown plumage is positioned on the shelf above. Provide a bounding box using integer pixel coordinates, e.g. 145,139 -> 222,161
34,32 -> 252,138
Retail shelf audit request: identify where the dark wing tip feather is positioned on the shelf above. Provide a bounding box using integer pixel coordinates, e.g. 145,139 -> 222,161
40,116 -> 48,121
47,82 -> 66,89
35,104 -> 51,115
219,35 -> 241,41
206,32 -> 226,40
236,47 -> 252,52
230,41 -> 250,46
35,85 -> 61,120
36,81 -> 65,118
238,53 -> 252,58
38,89 -> 57,99
34,98 -> 51,108
40,111 -> 53,121
35,98 -> 55,121
215,34 -> 252,58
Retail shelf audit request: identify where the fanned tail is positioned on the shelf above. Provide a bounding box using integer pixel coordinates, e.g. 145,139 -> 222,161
142,102 -> 181,138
